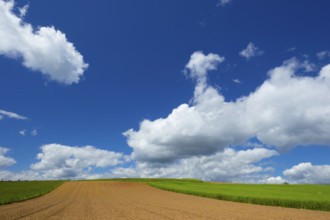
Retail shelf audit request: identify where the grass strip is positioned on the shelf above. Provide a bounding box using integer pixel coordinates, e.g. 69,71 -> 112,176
0,181 -> 64,205
148,181 -> 330,211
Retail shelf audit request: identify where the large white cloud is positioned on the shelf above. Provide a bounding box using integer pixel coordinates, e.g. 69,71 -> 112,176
0,170 -> 41,181
283,163 -> 330,184
124,51 -> 229,162
0,144 -> 129,181
30,144 -> 128,179
0,0 -> 88,84
259,176 -> 287,184
0,147 -> 16,167
112,148 -> 278,182
0,144 -> 278,182
0,144 -> 280,182
124,52 -> 330,163
248,60 -> 330,149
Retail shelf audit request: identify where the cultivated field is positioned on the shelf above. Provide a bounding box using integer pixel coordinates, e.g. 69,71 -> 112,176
1,181 -> 330,220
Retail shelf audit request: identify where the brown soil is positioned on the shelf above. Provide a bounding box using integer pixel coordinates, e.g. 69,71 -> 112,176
0,181 -> 329,220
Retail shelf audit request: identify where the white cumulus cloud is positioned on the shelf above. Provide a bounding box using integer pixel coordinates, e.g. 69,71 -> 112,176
239,42 -> 264,59
0,145 -> 278,182
112,148 -> 278,182
283,162 -> 330,184
0,170 -> 41,181
184,51 -> 224,93
248,60 -> 330,149
30,144 -> 128,179
124,52 -> 330,163
0,0 -> 88,84
124,52 -> 227,162
260,176 -> 287,184
0,147 -> 16,167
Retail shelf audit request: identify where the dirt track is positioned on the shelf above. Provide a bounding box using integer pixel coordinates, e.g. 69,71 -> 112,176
1,182 -> 330,220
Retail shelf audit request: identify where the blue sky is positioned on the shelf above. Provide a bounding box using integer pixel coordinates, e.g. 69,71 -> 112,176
1,0 -> 330,183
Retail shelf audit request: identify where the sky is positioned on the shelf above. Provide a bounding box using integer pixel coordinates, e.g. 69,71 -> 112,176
1,0 -> 330,183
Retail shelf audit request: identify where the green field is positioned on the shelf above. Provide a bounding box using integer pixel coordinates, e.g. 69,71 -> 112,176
0,181 -> 64,205
147,180 -> 330,211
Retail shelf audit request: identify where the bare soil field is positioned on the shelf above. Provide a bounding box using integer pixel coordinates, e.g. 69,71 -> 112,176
1,181 -> 330,220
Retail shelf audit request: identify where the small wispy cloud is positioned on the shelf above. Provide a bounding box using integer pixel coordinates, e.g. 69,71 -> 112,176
217,0 -> 232,7
287,47 -> 296,52
31,129 -> 38,136
0,109 -> 28,120
239,42 -> 264,60
18,4 -> 29,17
19,129 -> 38,136
19,130 -> 26,136
317,51 -> 330,60
301,60 -> 316,72
232,78 -> 242,84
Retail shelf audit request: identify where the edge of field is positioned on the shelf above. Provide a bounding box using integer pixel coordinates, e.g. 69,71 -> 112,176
2,178 -> 330,212
142,180 -> 330,212
0,181 -> 65,206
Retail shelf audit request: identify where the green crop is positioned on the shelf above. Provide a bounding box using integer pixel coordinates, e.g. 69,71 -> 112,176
0,181 -> 64,205
148,181 -> 330,211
